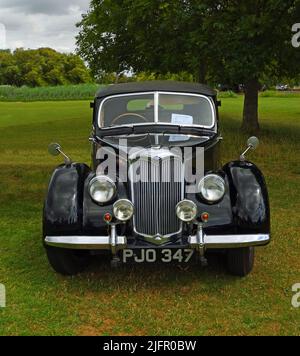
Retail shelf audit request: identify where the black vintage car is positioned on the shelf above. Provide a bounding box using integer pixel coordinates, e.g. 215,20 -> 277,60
43,81 -> 270,277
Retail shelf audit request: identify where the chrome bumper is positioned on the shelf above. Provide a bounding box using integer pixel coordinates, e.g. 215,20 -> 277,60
45,233 -> 270,251
45,235 -> 127,251
188,234 -> 270,249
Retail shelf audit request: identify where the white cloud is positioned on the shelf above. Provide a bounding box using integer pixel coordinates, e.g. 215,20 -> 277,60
0,0 -> 89,15
0,0 -> 90,52
0,23 -> 6,49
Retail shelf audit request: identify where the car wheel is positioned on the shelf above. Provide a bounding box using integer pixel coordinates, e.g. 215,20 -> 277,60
45,246 -> 89,276
226,247 -> 254,277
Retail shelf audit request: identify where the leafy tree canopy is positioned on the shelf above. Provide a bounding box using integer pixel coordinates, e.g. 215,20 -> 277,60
0,48 -> 92,87
77,0 -> 300,132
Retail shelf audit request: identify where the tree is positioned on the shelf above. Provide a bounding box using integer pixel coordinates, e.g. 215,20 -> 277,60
199,0 -> 300,131
76,1 -> 206,80
24,70 -> 45,87
64,54 -> 93,84
0,48 -> 92,87
77,0 -> 300,132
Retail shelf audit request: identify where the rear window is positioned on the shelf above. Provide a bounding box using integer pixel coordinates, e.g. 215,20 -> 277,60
158,94 -> 214,127
127,99 -> 154,111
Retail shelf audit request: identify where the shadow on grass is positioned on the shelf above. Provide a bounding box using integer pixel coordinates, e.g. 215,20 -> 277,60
68,252 -> 240,292
221,113 -> 300,144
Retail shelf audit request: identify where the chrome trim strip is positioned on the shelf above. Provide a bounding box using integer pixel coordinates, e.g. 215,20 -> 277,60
154,91 -> 159,123
98,91 -> 216,131
189,234 -> 270,249
45,236 -> 127,250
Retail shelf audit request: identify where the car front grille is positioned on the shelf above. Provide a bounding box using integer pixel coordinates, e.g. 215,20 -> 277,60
130,154 -> 184,239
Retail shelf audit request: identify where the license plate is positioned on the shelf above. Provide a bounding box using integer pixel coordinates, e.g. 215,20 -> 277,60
121,249 -> 195,264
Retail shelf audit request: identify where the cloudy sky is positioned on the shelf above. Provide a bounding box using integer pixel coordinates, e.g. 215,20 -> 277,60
0,0 -> 90,52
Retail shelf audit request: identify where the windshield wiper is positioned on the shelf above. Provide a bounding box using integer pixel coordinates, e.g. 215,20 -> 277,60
98,125 -> 135,137
90,135 -> 122,150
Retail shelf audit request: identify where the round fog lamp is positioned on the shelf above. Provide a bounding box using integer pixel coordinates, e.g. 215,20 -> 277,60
113,200 -> 134,222
176,200 -> 197,222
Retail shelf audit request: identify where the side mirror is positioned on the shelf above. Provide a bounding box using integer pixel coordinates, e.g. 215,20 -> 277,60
48,143 -> 61,157
48,143 -> 72,166
240,136 -> 260,161
247,136 -> 260,150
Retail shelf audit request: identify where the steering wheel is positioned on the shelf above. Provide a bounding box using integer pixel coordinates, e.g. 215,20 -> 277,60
111,113 -> 148,126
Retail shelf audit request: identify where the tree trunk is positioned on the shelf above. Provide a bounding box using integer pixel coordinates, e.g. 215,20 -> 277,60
242,79 -> 260,133
196,61 -> 207,84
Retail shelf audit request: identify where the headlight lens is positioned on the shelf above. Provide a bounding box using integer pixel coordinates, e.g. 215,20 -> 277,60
198,174 -> 226,203
176,200 -> 197,222
89,176 -> 116,204
113,199 -> 134,221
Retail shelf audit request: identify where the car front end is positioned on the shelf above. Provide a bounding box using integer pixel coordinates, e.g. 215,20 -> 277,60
43,82 -> 270,276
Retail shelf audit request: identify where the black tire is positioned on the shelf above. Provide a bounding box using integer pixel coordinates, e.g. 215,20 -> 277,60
226,247 -> 255,277
45,246 -> 89,276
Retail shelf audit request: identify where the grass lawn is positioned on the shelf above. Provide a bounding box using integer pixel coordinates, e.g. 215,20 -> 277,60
0,96 -> 299,336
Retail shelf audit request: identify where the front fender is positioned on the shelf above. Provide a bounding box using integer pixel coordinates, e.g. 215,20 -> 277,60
43,163 -> 91,237
223,161 -> 270,234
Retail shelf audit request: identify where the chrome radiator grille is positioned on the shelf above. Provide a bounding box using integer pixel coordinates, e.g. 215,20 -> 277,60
130,155 -> 184,238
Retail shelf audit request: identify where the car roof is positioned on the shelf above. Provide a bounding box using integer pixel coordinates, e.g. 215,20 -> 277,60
96,81 -> 216,99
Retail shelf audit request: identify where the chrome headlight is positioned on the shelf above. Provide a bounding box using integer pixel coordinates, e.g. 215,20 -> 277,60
89,176 -> 116,204
176,200 -> 197,222
113,199 -> 134,221
198,174 -> 226,203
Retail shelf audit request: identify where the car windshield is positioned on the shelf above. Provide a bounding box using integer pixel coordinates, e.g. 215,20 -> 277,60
99,92 -> 214,128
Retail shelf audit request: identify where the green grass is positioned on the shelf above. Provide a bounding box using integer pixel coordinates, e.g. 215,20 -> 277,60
0,84 -> 103,102
218,90 -> 300,99
259,90 -> 300,98
217,91 -> 238,98
0,96 -> 300,335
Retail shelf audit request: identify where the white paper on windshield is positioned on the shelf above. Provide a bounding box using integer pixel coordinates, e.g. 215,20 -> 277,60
171,114 -> 193,125
169,114 -> 193,142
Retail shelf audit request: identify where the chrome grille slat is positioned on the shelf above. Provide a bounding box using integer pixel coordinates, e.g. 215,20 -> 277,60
130,153 -> 183,238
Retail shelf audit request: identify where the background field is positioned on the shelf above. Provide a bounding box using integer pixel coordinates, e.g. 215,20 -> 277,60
0,84 -> 101,102
1,83 -> 300,102
0,95 -> 299,335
